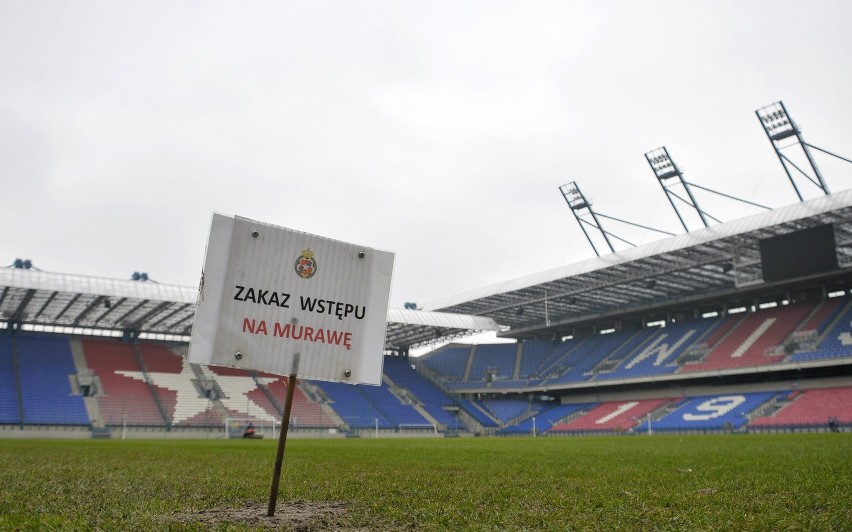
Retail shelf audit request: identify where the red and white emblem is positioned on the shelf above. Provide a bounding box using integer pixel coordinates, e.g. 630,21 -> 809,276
294,249 -> 317,279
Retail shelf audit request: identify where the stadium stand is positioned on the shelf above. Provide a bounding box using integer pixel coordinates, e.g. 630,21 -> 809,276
468,343 -> 516,382
499,402 -> 594,435
797,296 -> 848,336
4,187 -> 852,438
542,328 -> 644,385
790,301 -> 852,362
82,338 -> 166,426
652,391 -> 781,432
419,345 -> 472,381
529,336 -> 584,381
549,398 -> 673,434
601,318 -> 718,380
263,376 -> 336,428
483,397 -> 531,424
456,398 -> 500,428
385,356 -> 463,429
16,333 -> 88,425
0,334 -> 21,424
2,327 -> 850,436
749,386 -> 852,428
315,380 -> 392,429
204,365 -> 284,424
136,343 -> 219,427
357,383 -> 432,428
682,302 -> 816,373
517,340 -> 557,379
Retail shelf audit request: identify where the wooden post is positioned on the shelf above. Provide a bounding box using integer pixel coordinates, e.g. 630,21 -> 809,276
267,373 -> 297,517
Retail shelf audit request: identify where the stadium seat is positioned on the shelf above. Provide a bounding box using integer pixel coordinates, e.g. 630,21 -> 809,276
16,333 -> 89,425
749,386 -> 852,428
652,391 -> 780,431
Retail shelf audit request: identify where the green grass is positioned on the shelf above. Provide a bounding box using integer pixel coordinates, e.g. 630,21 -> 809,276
0,434 -> 850,530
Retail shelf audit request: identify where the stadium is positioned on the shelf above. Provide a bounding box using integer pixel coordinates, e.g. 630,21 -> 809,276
2,102 -> 852,529
4,198 -> 852,440
4,1 -> 852,527
2,101 -> 852,441
3,194 -> 852,440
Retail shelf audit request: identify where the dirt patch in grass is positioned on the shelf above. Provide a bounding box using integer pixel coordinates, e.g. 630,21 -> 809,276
171,500 -> 352,530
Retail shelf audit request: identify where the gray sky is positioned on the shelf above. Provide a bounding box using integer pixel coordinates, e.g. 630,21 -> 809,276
2,0 -> 851,309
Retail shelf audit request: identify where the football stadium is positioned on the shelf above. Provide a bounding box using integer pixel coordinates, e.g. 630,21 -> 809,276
4,184 -> 852,441
1,102 -> 852,529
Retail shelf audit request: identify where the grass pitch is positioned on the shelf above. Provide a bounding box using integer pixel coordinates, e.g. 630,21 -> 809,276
0,434 -> 849,530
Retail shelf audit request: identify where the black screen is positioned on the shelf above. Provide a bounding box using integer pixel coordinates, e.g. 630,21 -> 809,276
760,224 -> 838,282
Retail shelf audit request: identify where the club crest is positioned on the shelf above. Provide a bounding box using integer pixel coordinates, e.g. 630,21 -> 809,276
294,249 -> 317,279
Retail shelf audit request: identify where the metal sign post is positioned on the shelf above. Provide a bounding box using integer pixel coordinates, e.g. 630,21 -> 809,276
267,373 -> 297,517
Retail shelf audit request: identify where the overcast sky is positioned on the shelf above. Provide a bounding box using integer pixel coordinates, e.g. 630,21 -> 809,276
2,0 -> 851,310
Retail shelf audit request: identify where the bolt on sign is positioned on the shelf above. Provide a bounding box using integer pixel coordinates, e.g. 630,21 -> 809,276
188,214 -> 394,385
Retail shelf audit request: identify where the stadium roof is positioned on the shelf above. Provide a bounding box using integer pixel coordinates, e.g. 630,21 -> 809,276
0,268 -> 500,350
425,189 -> 852,340
4,189 -> 852,348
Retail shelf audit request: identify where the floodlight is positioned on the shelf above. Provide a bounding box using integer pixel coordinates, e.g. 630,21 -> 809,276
755,100 -> 829,200
559,181 -> 615,256
756,102 -> 798,141
644,146 -> 709,231
645,147 -> 682,180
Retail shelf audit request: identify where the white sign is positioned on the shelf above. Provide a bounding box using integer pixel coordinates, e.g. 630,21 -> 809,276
188,214 -> 394,385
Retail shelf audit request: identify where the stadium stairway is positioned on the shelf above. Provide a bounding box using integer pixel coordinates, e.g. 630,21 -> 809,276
68,338 -> 104,428
130,342 -> 170,426
676,313 -> 743,366
251,371 -> 283,417
749,386 -> 852,428
390,356 -> 464,430
652,391 -> 782,432
796,297 -> 848,336
462,345 -> 477,382
549,398 -> 672,434
483,397 -> 533,425
456,399 -> 500,433
789,298 -> 852,362
682,302 -> 815,373
499,402 -> 594,435
381,374 -> 442,430
82,338 -> 166,427
188,363 -> 233,425
262,376 -> 336,429
516,340 -> 558,380
468,344 -> 517,383
135,344 -> 220,427
529,336 -> 586,382
352,380 -> 432,429
418,344 -> 472,382
315,380 -> 392,429
590,328 -> 663,380
16,334 -> 89,426
298,380 -> 346,428
547,403 -> 599,433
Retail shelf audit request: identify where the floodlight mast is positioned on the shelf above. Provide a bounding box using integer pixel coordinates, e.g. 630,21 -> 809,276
756,101 -> 829,201
560,182 -> 615,256
559,182 -> 674,257
645,146 -> 709,232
